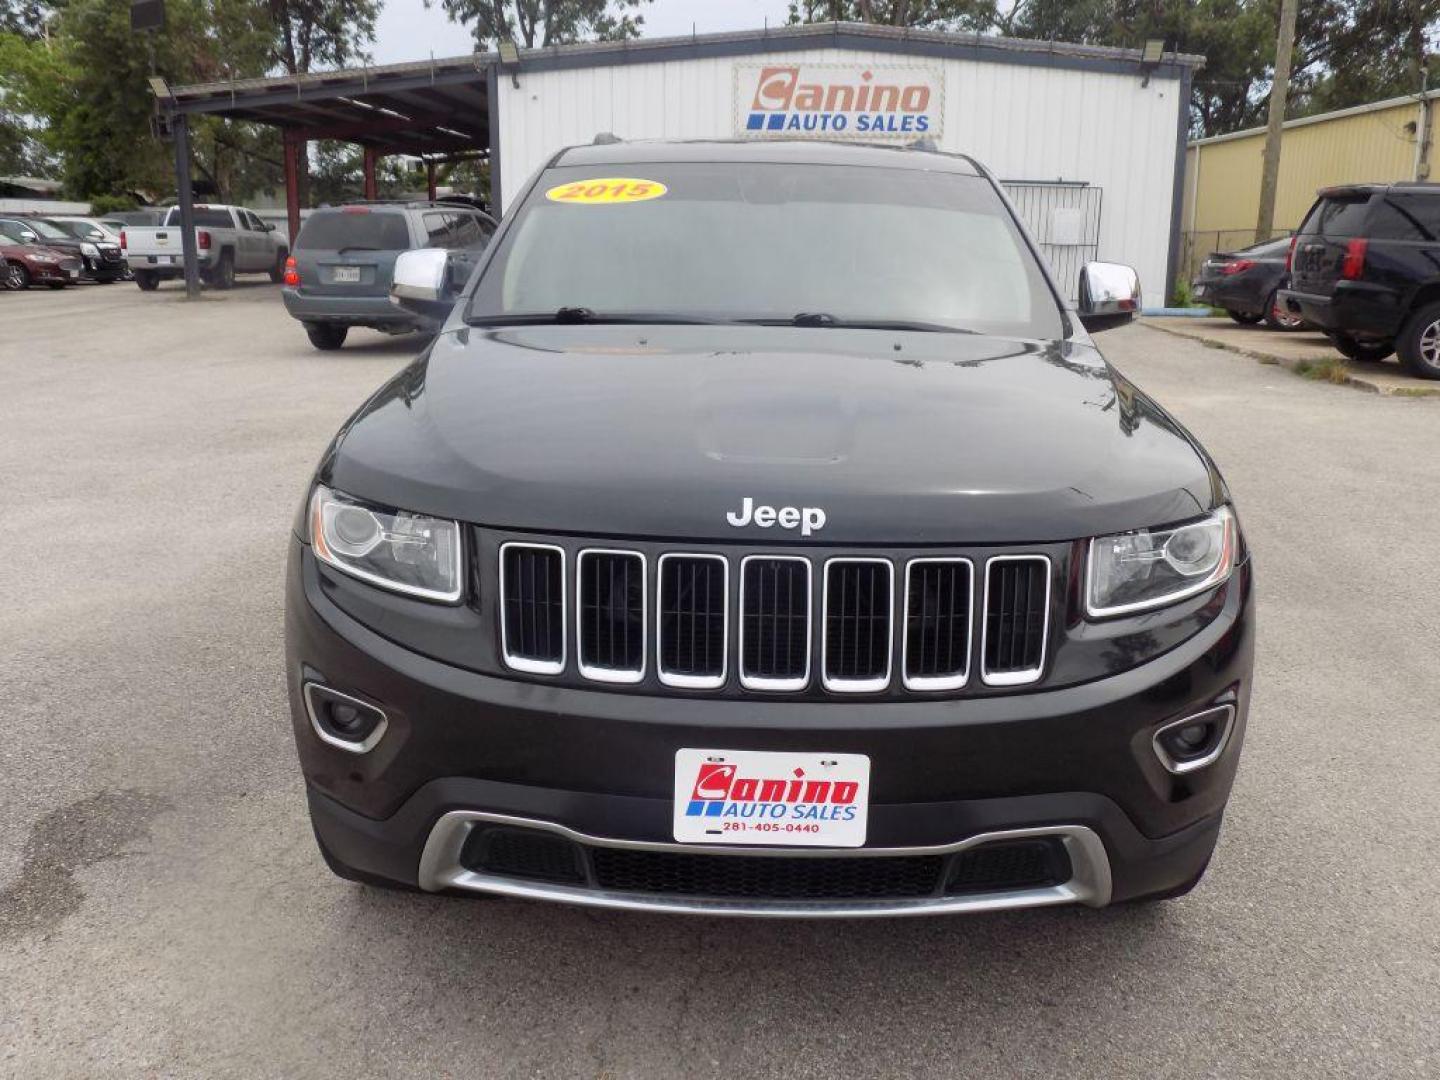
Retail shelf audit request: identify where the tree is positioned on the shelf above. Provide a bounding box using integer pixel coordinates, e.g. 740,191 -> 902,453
268,0 -> 379,75
788,0 -> 994,30
432,0 -> 650,50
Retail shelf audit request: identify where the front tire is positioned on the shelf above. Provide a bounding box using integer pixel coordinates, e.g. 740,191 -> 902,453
1263,290 -> 1306,331
134,271 -> 159,291
1226,308 -> 1264,325
1395,300 -> 1440,379
1329,332 -> 1394,364
304,323 -> 348,350
5,262 -> 29,290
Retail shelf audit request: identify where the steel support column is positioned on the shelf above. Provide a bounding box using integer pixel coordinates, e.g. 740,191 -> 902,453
283,131 -> 305,244
172,112 -> 201,299
363,146 -> 380,200
426,160 -> 438,201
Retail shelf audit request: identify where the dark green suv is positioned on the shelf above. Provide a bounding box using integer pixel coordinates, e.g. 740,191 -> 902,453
282,202 -> 496,350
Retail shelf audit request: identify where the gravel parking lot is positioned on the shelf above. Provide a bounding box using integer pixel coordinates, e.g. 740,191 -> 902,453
1,284 -> 1437,1079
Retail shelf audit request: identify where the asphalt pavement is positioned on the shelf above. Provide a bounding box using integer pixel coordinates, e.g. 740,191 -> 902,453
1,283 -> 1436,1079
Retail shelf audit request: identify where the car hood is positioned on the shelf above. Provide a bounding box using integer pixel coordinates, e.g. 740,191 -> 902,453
323,325 -> 1224,544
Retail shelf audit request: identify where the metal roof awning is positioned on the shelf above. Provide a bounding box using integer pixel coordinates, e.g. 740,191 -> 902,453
158,54 -> 492,159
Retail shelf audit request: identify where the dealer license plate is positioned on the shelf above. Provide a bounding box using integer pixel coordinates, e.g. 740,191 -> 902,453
673,748 -> 870,847
332,266 -> 361,283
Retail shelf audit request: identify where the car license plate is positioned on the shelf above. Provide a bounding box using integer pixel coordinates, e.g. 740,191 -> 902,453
673,748 -> 870,847
154,255 -> 174,265
333,266 -> 361,283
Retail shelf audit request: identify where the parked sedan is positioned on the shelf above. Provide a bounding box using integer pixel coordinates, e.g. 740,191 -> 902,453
0,215 -> 126,282
1192,237 -> 1305,330
38,216 -> 134,280
1,237 -> 82,289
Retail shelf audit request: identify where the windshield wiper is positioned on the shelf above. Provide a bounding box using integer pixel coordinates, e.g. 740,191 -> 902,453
468,308 -> 736,326
745,314 -> 978,334
336,245 -> 381,254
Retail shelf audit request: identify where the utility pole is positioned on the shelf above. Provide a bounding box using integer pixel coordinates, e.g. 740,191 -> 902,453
1255,0 -> 1299,244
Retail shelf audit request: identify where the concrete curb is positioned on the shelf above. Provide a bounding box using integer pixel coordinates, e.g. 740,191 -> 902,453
1138,319 -> 1440,398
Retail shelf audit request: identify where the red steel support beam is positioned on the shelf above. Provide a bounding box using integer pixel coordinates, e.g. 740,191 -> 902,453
283,131 -> 304,244
363,146 -> 380,200
426,160 -> 438,201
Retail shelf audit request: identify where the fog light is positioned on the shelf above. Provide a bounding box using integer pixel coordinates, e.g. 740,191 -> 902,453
303,683 -> 388,753
1152,704 -> 1235,775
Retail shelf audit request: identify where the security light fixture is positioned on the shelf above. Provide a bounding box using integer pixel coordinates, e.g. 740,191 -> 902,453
148,76 -> 171,99
497,39 -> 520,65
1141,39 -> 1166,65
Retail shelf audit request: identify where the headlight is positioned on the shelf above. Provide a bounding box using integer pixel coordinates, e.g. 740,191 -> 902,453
80,242 -> 99,257
1086,506 -> 1237,618
308,484 -> 462,602
31,253 -> 57,264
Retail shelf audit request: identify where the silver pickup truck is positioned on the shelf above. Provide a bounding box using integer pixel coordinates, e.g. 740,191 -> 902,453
123,204 -> 288,290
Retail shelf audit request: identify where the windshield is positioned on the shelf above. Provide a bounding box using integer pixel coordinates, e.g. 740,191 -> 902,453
23,218 -> 68,240
296,210 -> 410,251
469,161 -> 1062,338
48,219 -> 107,241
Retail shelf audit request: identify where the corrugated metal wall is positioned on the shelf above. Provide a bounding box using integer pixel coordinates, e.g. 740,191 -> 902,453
1183,100 -> 1421,239
496,48 -> 1184,302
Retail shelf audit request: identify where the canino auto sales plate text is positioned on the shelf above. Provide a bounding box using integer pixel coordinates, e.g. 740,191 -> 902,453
673,748 -> 870,847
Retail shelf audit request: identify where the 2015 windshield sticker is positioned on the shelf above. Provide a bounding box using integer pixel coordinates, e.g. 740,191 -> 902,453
545,178 -> 668,205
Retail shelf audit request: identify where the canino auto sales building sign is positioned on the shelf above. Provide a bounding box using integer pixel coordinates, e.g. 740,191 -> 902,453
736,63 -> 945,141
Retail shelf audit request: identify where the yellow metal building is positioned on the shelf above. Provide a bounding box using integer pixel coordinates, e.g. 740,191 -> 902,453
1181,92 -> 1435,276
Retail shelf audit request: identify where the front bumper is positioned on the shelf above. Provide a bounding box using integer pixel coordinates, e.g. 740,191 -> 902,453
287,538 -> 1253,913
1281,284 -> 1403,339
282,288 -> 426,331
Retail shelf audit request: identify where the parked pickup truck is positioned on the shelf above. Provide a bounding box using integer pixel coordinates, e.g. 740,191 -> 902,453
122,204 -> 287,291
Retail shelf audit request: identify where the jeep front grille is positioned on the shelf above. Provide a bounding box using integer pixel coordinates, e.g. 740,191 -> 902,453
494,543 -> 1055,694
499,543 -> 566,674
903,558 -> 973,690
739,556 -> 811,690
822,559 -> 893,692
577,549 -> 646,682
981,555 -> 1051,685
657,554 -> 727,688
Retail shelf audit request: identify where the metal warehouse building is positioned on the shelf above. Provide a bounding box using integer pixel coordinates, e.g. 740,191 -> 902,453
160,22 -> 1201,300
1182,92 -> 1439,275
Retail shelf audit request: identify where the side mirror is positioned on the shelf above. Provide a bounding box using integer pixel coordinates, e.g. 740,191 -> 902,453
390,248 -> 459,324
263,222 -> 276,232
1077,262 -> 1141,333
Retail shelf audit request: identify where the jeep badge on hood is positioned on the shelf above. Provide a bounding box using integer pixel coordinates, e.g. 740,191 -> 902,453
725,496 -> 827,536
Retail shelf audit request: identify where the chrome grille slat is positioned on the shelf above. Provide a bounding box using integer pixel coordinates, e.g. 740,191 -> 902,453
822,558 -> 893,692
657,553 -> 728,689
981,555 -> 1050,686
739,555 -> 811,691
499,543 -> 566,674
577,549 -> 646,683
903,558 -> 973,691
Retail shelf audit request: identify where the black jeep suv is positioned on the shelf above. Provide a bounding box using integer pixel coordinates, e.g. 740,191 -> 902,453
1282,181 -> 1440,377
285,140 -> 1254,917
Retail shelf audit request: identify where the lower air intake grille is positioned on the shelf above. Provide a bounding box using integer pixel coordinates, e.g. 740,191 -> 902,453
904,560 -> 972,689
658,555 -> 727,686
500,544 -> 565,673
983,556 -> 1050,685
945,839 -> 1070,895
740,557 -> 811,689
462,827 -> 584,884
577,550 -> 645,680
591,848 -> 943,900
823,559 -> 893,690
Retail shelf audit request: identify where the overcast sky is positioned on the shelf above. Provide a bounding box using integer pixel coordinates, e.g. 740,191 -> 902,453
372,0 -> 797,64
